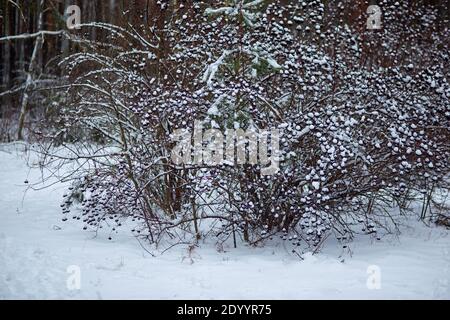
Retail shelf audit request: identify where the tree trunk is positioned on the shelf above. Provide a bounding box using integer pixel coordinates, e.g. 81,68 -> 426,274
17,0 -> 45,140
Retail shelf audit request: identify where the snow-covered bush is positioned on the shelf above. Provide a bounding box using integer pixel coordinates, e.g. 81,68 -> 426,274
40,0 -> 449,251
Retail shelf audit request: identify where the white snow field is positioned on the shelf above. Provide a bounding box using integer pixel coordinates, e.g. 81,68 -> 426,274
0,144 -> 449,299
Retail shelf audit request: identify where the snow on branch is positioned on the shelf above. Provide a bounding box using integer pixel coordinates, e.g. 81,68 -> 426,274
205,0 -> 264,15
202,50 -> 235,87
76,22 -> 159,49
0,30 -> 66,42
243,0 -> 265,9
204,7 -> 235,16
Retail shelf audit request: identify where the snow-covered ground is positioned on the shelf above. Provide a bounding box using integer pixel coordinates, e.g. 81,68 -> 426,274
0,144 -> 449,299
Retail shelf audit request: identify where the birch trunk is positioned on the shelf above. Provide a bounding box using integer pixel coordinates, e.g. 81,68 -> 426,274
17,0 -> 44,140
